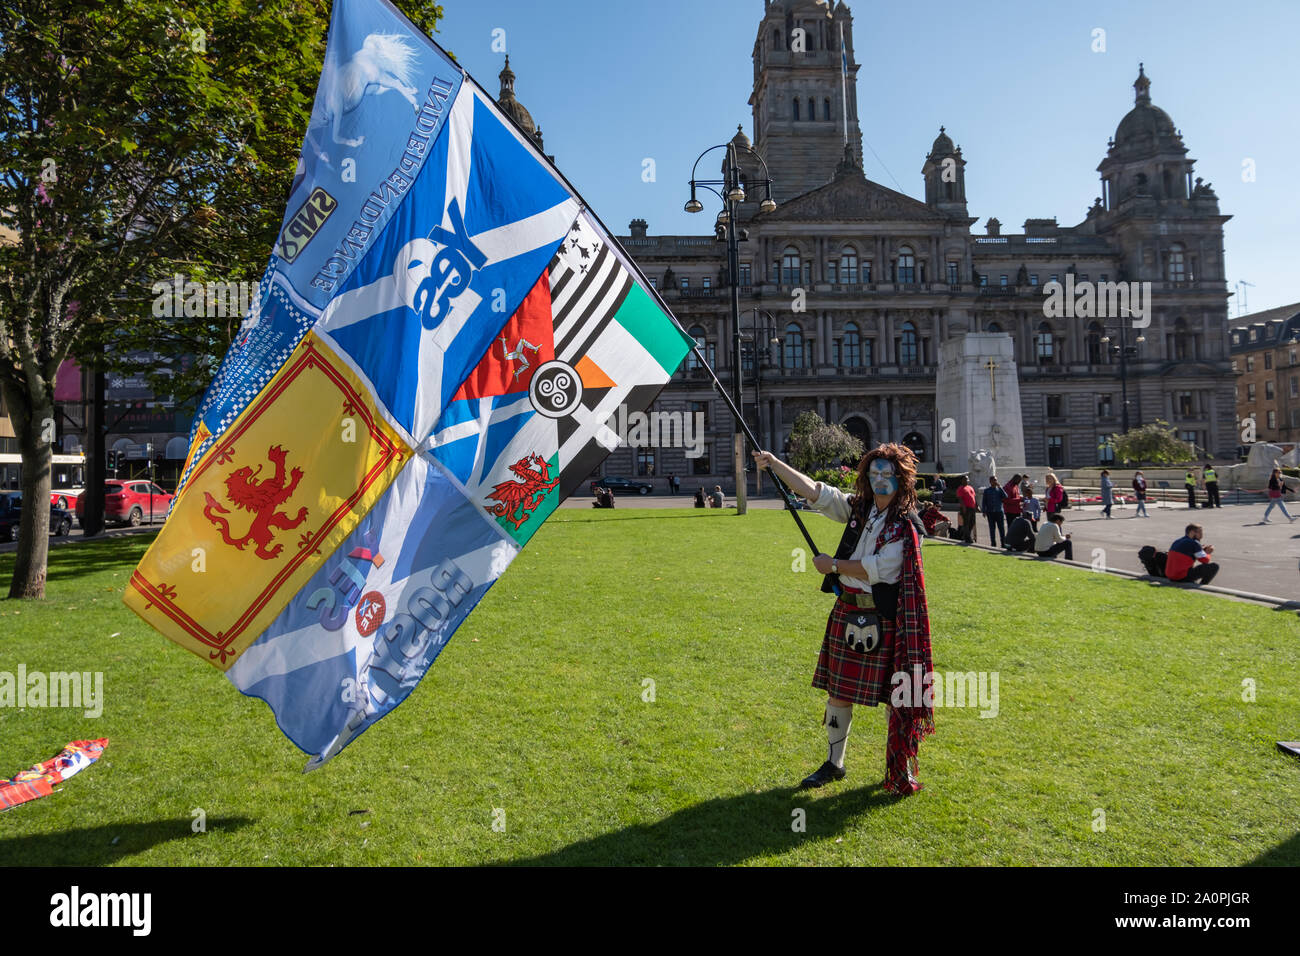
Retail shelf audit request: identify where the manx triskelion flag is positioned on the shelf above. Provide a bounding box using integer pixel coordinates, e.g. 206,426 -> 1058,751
124,0 -> 693,769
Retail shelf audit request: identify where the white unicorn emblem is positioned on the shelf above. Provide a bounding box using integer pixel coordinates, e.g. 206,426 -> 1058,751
315,33 -> 421,148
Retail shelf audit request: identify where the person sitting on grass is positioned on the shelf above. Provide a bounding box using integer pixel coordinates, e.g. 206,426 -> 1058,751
710,485 -> 725,509
919,500 -> 950,538
1166,523 -> 1219,586
694,487 -> 707,508
591,486 -> 615,509
1005,513 -> 1036,553
1034,513 -> 1073,561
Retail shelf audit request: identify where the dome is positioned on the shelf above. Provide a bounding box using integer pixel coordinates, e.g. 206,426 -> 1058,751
1111,64 -> 1183,155
928,126 -> 954,157
497,56 -> 537,137
730,124 -> 751,149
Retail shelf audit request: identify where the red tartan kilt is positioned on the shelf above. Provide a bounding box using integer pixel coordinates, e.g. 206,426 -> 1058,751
812,598 -> 897,707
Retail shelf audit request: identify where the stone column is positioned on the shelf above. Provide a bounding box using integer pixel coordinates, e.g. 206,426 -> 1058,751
882,311 -> 894,364
877,395 -> 887,441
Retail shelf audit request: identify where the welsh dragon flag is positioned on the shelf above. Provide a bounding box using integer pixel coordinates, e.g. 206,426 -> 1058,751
123,0 -> 693,767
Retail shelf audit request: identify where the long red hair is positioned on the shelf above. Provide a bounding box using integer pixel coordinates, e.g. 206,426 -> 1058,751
852,443 -> 919,526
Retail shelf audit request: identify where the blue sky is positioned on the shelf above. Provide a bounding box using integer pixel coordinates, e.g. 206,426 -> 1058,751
437,0 -> 1299,316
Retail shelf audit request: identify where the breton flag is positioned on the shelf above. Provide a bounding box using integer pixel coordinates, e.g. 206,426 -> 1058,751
124,0 -> 693,768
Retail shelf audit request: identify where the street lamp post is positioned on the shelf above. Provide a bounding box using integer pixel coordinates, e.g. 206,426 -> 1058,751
738,307 -> 781,494
685,140 -> 776,515
1100,320 -> 1146,433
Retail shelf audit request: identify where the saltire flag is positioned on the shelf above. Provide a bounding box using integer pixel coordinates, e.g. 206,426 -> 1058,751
124,0 -> 693,768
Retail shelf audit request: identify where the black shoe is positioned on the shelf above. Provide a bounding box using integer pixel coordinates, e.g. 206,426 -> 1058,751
798,760 -> 847,789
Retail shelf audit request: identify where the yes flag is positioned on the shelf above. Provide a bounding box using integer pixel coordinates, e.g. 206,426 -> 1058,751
125,0 -> 693,768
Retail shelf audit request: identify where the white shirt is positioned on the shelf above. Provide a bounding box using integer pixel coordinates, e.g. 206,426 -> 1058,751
1035,521 -> 1065,551
807,482 -> 905,588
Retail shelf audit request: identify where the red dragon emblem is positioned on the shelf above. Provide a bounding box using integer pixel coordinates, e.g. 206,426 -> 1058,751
203,444 -> 309,560
484,453 -> 559,530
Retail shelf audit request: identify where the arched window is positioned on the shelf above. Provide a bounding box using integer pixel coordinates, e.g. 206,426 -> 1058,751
807,98 -> 815,121
897,246 -> 916,284
1036,322 -> 1055,364
843,322 -> 861,366
773,29 -> 782,49
784,322 -> 805,369
824,98 -> 832,121
781,246 -> 801,286
843,416 -> 871,448
1174,317 -> 1191,360
1086,321 -> 1104,365
903,431 -> 926,460
899,322 -> 919,366
839,247 -> 858,284
793,99 -> 800,121
987,321 -> 1002,333
1168,243 -> 1186,282
687,325 -> 707,370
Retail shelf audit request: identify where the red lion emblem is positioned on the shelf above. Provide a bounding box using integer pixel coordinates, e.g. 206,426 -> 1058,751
203,444 -> 309,560
484,453 -> 559,529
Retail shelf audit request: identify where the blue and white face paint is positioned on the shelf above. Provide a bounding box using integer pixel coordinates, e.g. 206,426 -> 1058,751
868,458 -> 898,496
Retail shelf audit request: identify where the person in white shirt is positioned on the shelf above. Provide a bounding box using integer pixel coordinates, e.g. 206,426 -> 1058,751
1034,513 -> 1073,560
751,443 -> 936,795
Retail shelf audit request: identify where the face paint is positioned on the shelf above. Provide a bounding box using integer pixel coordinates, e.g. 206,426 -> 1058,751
868,458 -> 898,495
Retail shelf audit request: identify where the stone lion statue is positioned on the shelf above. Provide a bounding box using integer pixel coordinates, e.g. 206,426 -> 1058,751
968,448 -> 996,488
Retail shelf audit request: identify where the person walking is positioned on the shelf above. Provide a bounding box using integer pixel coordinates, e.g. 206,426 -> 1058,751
1185,470 -> 1197,509
1100,470 -> 1114,518
1166,523 -> 1219,586
1132,470 -> 1149,518
750,444 -> 935,795
1034,513 -> 1073,561
956,476 -> 978,544
1203,463 -> 1221,508
1263,468 -> 1297,523
1044,472 -> 1064,517
931,474 -> 946,502
980,476 -> 1008,548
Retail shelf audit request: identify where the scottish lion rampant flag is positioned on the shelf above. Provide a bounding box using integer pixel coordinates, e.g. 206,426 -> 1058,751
124,0 -> 693,768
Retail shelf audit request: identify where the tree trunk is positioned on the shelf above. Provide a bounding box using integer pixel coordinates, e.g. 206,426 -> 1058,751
9,399 -> 55,599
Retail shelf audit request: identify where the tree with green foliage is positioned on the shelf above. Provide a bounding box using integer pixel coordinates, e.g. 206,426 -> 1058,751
0,0 -> 444,599
786,411 -> 864,474
1107,420 -> 1197,466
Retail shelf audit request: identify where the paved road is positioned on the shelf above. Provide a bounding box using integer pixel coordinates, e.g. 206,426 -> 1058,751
0,523 -> 160,554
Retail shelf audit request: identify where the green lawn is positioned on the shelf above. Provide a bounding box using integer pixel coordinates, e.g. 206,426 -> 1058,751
1,510 -> 1298,866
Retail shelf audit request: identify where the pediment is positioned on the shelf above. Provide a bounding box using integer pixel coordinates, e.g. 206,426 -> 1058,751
762,169 -> 945,223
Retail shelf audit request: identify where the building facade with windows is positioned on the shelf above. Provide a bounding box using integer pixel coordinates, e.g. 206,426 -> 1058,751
599,0 -> 1237,484
1230,303 -> 1300,445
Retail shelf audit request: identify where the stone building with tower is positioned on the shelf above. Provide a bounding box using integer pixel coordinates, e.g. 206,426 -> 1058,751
502,0 -> 1237,486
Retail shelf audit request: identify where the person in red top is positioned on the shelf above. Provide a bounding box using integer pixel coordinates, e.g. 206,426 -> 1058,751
955,477 -> 977,543
1166,523 -> 1218,585
1002,474 -> 1023,522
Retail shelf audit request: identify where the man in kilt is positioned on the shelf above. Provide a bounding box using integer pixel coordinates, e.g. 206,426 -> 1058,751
752,443 -> 936,795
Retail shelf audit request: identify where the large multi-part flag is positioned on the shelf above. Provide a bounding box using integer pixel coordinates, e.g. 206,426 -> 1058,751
124,0 -> 693,768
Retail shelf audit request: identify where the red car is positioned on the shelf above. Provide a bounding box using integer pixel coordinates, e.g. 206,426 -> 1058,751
75,480 -> 174,527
